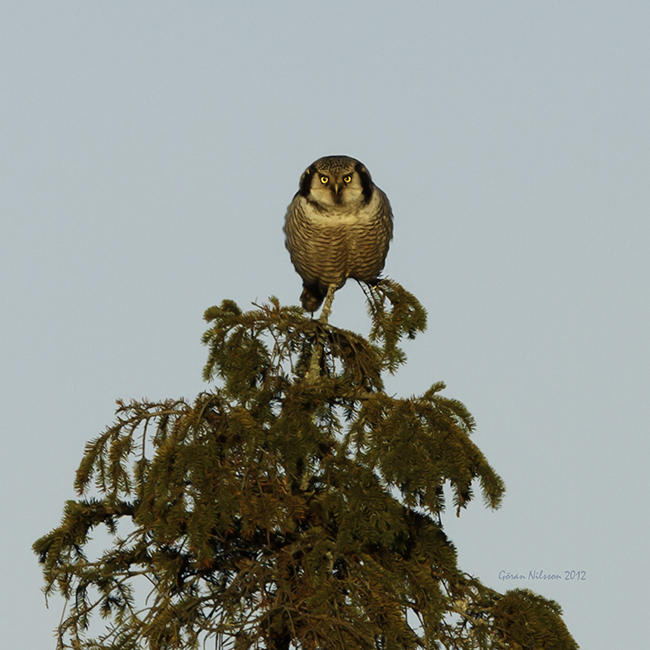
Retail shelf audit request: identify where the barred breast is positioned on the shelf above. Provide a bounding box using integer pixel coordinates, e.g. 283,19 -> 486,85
284,189 -> 393,309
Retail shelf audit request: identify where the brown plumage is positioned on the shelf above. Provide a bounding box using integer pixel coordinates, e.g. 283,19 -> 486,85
284,155 -> 393,312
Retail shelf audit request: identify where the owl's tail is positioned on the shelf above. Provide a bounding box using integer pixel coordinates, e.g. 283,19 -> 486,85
300,284 -> 325,312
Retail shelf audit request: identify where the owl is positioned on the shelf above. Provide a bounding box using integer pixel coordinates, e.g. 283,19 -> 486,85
284,155 -> 393,312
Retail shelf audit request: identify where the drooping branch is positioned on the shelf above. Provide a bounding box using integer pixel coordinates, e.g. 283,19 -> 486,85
33,285 -> 577,649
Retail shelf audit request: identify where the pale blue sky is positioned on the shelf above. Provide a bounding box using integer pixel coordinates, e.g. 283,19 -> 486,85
2,2 -> 648,647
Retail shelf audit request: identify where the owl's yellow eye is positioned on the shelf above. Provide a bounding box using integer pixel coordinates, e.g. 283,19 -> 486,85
320,175 -> 329,184
343,174 -> 352,184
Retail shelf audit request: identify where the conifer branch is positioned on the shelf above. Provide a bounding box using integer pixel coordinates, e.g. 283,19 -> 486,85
33,283 -> 577,649
305,284 -> 336,383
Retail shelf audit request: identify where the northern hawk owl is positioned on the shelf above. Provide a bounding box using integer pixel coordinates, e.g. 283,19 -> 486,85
284,155 -> 393,312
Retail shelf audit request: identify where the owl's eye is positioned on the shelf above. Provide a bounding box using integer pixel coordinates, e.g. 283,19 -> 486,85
343,174 -> 352,184
320,175 -> 329,184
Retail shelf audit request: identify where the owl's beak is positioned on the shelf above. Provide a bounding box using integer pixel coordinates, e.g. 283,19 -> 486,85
332,183 -> 342,203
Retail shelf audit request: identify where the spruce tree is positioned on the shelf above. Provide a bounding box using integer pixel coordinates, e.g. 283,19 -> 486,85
34,281 -> 578,649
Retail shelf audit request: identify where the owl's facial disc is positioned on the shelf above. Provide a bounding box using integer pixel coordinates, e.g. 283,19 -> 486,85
307,164 -> 365,210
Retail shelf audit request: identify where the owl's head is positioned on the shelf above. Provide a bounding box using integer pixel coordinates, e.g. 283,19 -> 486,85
298,155 -> 374,209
